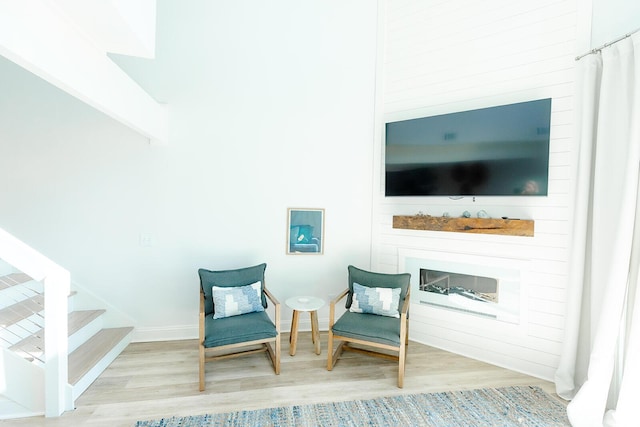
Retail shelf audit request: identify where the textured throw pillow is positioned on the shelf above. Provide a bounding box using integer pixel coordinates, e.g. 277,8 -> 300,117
212,281 -> 265,319
295,225 -> 313,244
349,282 -> 401,318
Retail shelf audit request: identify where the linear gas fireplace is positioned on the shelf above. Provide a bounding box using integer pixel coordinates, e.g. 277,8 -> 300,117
420,269 -> 498,303
400,249 -> 524,323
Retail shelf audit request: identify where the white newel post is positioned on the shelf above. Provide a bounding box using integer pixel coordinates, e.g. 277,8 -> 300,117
44,268 -> 70,417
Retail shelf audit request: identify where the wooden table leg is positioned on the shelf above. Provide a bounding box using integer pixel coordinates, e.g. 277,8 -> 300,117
289,310 -> 299,356
310,310 -> 320,355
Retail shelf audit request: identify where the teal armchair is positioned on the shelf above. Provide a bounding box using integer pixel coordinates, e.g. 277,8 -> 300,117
198,263 -> 281,391
327,265 -> 411,388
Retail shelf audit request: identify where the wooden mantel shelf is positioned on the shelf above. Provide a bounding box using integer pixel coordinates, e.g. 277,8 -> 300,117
392,215 -> 534,237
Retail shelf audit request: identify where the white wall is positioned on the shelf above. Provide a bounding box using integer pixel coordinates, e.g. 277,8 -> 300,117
591,0 -> 640,47
0,0 -> 379,340
373,0 -> 579,381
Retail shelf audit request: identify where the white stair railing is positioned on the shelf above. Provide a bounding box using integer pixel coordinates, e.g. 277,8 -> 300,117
0,227 -> 69,417
0,273 -> 44,361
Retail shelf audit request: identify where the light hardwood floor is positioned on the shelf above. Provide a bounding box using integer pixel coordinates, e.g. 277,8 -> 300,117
8,333 -> 560,427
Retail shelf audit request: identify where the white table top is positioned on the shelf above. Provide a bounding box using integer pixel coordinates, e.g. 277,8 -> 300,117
285,295 -> 325,311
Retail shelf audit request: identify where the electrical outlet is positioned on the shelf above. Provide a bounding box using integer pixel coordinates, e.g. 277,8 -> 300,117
139,233 -> 152,247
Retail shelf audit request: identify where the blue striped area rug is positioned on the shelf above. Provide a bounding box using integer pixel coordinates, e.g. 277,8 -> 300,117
133,386 -> 569,427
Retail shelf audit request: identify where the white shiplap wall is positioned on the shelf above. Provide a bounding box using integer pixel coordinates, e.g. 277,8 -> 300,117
373,0 -> 578,381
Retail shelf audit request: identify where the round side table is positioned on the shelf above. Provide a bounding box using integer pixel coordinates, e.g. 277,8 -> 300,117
285,296 -> 325,356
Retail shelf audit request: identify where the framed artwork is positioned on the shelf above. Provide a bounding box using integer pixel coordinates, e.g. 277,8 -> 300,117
287,208 -> 325,255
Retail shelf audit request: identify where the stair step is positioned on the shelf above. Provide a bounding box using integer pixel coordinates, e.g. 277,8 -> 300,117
9,309 -> 106,355
0,273 -> 33,290
68,327 -> 133,386
0,289 -> 81,329
0,294 -> 44,327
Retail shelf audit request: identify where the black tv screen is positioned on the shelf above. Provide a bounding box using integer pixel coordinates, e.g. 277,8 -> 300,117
385,98 -> 551,197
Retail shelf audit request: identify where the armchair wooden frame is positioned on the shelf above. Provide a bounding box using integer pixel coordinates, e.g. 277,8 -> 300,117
199,287 -> 281,391
327,288 -> 410,388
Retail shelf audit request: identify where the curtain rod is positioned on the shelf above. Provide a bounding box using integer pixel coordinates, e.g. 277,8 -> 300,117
575,27 -> 640,61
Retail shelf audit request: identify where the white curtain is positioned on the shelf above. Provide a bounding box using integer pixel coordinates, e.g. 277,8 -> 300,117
555,33 -> 640,427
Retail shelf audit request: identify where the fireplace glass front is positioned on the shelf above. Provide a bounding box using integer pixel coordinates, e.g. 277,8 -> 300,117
420,269 -> 498,303
404,255 -> 521,324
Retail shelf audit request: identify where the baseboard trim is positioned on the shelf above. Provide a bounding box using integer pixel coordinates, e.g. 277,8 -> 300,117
132,325 -> 198,342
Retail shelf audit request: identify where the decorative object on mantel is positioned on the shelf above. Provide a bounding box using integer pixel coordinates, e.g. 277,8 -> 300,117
462,210 -> 471,218
477,210 -> 490,218
393,215 -> 534,237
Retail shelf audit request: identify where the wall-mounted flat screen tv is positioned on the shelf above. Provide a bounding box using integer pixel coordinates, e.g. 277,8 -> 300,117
385,98 -> 552,197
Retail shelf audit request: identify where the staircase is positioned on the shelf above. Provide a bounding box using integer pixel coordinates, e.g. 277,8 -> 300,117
0,229 -> 133,419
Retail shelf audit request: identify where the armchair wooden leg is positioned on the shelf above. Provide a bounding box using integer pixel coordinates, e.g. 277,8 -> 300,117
265,337 -> 281,375
398,343 -> 406,388
275,334 -> 281,375
327,329 -> 334,370
398,316 -> 408,388
331,341 -> 346,370
199,343 -> 205,391
406,320 -> 410,346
